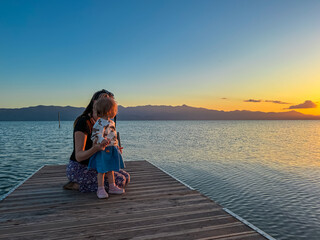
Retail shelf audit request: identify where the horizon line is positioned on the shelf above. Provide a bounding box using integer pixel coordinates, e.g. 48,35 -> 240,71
1,104 -> 320,117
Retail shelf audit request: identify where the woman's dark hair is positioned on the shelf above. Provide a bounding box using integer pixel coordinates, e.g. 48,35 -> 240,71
82,89 -> 114,117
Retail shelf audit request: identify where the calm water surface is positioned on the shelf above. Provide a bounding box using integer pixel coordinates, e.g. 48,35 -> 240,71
0,120 -> 319,239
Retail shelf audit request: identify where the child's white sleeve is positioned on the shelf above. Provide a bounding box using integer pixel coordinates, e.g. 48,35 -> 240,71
91,120 -> 105,144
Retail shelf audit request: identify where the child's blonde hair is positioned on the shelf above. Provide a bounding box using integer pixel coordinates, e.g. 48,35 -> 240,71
93,97 -> 118,118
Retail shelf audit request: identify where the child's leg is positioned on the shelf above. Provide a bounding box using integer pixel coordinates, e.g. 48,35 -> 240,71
96,173 -> 108,199
97,173 -> 105,187
107,171 -> 125,194
106,171 -> 115,184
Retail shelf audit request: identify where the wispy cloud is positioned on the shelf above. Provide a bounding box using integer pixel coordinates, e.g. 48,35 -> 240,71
244,99 -> 290,104
265,100 -> 290,104
288,100 -> 317,109
244,99 -> 262,103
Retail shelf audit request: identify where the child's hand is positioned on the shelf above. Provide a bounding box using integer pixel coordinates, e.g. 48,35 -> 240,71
101,139 -> 110,147
118,147 -> 123,154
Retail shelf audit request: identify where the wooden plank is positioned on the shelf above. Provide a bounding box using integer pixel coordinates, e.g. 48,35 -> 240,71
0,161 -> 271,240
0,203 -> 221,230
0,208 -> 231,235
0,192 -> 204,214
2,185 -> 189,204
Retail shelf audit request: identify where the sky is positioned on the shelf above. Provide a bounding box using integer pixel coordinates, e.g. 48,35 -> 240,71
1,0 -> 320,115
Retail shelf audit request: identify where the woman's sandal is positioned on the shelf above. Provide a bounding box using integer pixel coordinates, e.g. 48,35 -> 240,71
63,181 -> 79,190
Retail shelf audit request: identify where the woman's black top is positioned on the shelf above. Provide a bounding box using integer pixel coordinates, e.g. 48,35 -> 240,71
70,115 -> 93,166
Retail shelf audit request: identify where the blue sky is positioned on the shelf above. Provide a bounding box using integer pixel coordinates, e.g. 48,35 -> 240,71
1,0 -> 320,114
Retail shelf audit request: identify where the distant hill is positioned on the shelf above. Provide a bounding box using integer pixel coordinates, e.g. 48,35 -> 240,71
0,105 -> 84,121
118,105 -> 320,120
0,104 -> 320,121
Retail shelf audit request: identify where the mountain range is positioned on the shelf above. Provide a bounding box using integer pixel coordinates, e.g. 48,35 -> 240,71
0,105 -> 320,121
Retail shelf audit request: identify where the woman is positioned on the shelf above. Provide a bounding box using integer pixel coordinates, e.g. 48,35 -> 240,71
64,89 -> 130,193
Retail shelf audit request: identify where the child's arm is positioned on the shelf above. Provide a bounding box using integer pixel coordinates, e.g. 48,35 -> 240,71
91,119 -> 107,144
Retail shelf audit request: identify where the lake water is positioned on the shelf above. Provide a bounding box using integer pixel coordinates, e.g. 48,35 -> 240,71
0,120 -> 319,239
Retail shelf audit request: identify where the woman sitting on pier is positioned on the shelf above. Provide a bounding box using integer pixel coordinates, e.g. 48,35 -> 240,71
64,89 -> 130,193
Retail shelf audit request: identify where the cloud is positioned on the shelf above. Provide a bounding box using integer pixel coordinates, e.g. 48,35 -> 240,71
221,98 -> 228,100
244,99 -> 262,103
288,100 -> 317,109
265,100 -> 290,104
244,99 -> 290,104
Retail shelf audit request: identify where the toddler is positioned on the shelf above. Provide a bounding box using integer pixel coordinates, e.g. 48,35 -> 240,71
88,97 -> 125,198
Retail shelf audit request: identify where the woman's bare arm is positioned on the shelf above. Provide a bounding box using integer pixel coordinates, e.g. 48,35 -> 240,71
74,131 -> 104,162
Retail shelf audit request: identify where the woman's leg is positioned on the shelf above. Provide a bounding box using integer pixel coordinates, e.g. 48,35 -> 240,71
118,169 -> 130,186
67,160 -> 107,193
66,161 -> 129,193
114,170 -> 130,188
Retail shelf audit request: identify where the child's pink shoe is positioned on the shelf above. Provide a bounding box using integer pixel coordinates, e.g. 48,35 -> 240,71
97,187 -> 109,199
108,184 -> 125,195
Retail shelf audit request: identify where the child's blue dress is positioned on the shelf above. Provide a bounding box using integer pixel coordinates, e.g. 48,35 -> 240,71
88,118 -> 125,173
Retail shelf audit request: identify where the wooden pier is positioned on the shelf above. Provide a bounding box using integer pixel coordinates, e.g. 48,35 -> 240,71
0,161 -> 271,239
